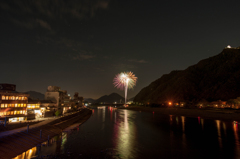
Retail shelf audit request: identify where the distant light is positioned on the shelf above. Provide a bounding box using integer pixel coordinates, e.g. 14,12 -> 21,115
168,102 -> 172,105
227,45 -> 231,48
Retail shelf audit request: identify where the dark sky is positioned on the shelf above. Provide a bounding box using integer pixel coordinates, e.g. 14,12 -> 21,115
1,0 -> 240,99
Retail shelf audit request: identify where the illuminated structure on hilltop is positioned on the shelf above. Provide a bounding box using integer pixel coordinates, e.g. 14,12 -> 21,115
113,72 -> 137,105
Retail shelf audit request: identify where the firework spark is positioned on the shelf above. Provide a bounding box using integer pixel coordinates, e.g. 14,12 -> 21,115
113,71 -> 137,105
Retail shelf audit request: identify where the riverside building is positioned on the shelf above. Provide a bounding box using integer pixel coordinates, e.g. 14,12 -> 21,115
0,83 -> 29,122
45,86 -> 70,114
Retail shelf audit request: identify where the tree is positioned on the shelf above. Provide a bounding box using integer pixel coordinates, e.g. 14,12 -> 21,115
55,110 -> 61,117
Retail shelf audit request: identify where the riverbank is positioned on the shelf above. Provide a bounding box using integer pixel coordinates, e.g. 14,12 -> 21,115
119,106 -> 240,121
0,108 -> 92,159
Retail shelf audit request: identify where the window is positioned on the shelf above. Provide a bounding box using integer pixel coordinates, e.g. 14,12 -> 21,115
9,96 -> 13,100
15,104 -> 18,107
1,104 -> 4,108
18,104 -> 21,107
4,112 -> 7,115
17,111 -> 20,114
21,104 -> 23,107
6,96 -> 8,100
7,111 -> 10,115
5,104 -> 7,108
20,111 -> 23,114
0,112 -> 3,116
23,110 -> 25,114
2,96 -> 5,100
24,97 -> 27,100
14,111 -> 17,115
12,96 -> 15,100
24,104 -> 26,107
16,96 -> 18,100
11,111 -> 14,115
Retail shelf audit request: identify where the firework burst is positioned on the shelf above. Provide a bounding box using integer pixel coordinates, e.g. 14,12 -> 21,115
113,71 -> 137,105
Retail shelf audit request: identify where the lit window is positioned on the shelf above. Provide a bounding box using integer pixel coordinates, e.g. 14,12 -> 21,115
7,111 -> 10,115
5,104 -> 7,108
24,104 -> 26,107
11,111 -> 14,115
9,96 -> 13,100
20,111 -> 23,114
24,97 -> 27,100
12,96 -> 15,100
15,104 -> 18,107
1,104 -> 4,108
4,112 -> 7,115
0,112 -> 3,116
23,111 -> 25,114
21,104 -> 23,107
16,96 -> 18,100
2,96 -> 5,100
18,104 -> 20,107
14,111 -> 17,115
17,111 -> 20,114
6,96 -> 8,100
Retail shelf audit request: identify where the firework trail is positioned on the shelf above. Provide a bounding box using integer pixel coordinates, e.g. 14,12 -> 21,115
113,72 -> 137,105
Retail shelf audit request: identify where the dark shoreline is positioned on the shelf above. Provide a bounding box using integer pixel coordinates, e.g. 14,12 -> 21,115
119,106 -> 240,122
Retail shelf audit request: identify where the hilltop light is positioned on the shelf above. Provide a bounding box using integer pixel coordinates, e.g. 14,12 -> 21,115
169,102 -> 172,106
227,45 -> 231,48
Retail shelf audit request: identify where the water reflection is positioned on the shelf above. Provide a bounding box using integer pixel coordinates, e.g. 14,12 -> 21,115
176,116 -> 179,125
233,122 -> 240,158
181,116 -> 185,132
215,120 -> 222,148
13,107 -> 240,159
115,109 -> 136,158
223,122 -> 227,136
169,115 -> 173,125
233,122 -> 239,146
201,118 -> 204,130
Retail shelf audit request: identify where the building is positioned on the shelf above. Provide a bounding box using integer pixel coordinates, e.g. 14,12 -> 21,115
210,100 -> 227,108
27,99 -> 47,118
0,83 -> 29,122
73,92 -> 83,109
45,86 -> 61,107
45,86 -> 72,114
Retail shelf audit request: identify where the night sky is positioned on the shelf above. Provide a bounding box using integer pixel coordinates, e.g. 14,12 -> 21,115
1,0 -> 240,99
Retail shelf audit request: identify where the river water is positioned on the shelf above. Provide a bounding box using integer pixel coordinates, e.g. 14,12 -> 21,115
15,106 -> 240,159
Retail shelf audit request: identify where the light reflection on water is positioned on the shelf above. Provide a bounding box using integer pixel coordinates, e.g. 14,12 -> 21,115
215,120 -> 222,148
14,107 -> 240,159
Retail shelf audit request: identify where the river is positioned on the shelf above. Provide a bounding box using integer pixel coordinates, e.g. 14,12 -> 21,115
15,106 -> 240,159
